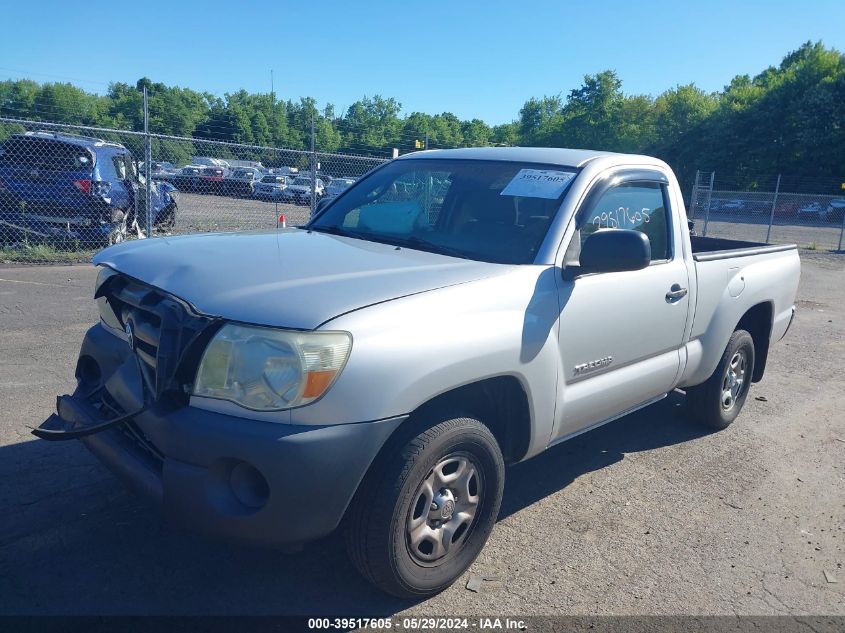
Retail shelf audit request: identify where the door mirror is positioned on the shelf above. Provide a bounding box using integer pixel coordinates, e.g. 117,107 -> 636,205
579,229 -> 651,274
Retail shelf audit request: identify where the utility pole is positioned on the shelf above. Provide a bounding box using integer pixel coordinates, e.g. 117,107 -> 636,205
424,132 -> 428,150
270,69 -> 275,104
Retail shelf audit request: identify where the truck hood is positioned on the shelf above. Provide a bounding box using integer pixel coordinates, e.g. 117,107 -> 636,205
93,229 -> 510,329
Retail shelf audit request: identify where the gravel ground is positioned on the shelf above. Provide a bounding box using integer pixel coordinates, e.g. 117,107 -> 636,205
693,213 -> 844,251
0,250 -> 842,616
172,192 -> 313,234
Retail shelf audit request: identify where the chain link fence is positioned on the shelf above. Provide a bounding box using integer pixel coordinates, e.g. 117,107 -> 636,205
0,115 -> 388,264
689,171 -> 845,252
5,113 -> 845,265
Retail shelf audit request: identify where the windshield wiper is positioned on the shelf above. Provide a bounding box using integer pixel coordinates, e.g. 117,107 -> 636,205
310,226 -> 470,260
308,225 -> 372,241
388,236 -> 470,260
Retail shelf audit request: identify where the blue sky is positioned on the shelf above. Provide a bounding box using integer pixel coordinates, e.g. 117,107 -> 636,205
1,0 -> 843,124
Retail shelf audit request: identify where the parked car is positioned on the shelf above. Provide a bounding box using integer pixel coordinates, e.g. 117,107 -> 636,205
223,168 -> 263,197
270,166 -> 298,176
280,176 -> 324,204
35,147 -> 799,598
825,198 -> 845,223
170,165 -> 204,192
796,201 -> 825,221
146,162 -> 178,185
191,157 -> 230,169
324,177 -> 356,199
198,165 -> 228,194
0,131 -> 176,245
253,174 -> 293,200
721,199 -> 746,212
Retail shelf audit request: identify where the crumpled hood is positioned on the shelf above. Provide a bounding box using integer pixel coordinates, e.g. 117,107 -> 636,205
93,229 -> 509,329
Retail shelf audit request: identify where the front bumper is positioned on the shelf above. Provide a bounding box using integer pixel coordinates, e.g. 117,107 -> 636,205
36,322 -> 405,547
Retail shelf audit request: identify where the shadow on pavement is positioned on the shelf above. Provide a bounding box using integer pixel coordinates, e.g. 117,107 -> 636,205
0,392 -> 708,615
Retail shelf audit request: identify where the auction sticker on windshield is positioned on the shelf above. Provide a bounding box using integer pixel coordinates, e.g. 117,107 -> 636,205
500,169 -> 576,199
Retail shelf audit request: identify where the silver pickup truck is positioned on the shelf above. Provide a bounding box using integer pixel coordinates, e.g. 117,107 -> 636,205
35,147 -> 800,598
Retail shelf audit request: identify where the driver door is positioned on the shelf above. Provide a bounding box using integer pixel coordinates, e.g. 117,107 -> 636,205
552,173 -> 690,441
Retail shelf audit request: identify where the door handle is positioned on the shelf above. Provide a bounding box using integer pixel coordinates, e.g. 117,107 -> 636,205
666,284 -> 688,301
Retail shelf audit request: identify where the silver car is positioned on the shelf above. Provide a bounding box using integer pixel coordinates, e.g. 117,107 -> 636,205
253,174 -> 292,200
35,147 -> 800,598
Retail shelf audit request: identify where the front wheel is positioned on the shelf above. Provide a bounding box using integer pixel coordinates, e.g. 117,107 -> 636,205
106,209 -> 128,246
155,202 -> 177,232
687,329 -> 755,430
346,415 -> 504,598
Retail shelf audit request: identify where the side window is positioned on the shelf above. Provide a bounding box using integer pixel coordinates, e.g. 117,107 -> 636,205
580,182 -> 671,261
110,155 -> 127,180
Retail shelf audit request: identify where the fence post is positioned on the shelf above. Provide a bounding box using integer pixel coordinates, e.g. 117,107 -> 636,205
310,112 -> 317,215
143,87 -> 153,238
765,174 -> 781,243
838,207 -> 845,252
690,170 -> 700,220
702,171 -> 715,237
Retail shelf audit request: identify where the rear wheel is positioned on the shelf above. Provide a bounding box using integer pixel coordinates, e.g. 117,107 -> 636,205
687,329 -> 755,430
346,415 -> 504,598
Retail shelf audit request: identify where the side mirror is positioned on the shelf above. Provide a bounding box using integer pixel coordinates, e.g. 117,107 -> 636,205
579,229 -> 651,274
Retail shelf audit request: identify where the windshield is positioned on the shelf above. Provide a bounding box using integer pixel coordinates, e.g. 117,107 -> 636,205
308,159 -> 576,264
261,175 -> 284,183
293,177 -> 311,186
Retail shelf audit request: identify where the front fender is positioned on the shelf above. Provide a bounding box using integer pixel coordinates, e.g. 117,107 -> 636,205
289,266 -> 563,459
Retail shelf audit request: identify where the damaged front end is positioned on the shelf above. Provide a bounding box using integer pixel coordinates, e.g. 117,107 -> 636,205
33,266 -> 217,470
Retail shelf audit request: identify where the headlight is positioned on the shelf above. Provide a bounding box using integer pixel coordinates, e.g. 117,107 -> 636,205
193,324 -> 352,411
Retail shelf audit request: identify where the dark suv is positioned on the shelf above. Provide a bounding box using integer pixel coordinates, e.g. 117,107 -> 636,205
0,131 -> 177,246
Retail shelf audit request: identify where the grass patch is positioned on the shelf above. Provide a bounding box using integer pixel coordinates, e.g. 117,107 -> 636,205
0,244 -> 96,264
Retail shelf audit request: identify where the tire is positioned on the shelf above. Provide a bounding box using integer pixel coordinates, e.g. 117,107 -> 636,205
106,209 -> 128,246
687,329 -> 755,430
346,415 -> 505,598
155,202 -> 177,232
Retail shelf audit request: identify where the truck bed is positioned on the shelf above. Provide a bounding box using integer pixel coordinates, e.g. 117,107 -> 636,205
690,235 -> 797,262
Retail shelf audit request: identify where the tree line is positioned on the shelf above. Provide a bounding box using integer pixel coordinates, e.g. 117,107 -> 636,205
0,41 -> 842,191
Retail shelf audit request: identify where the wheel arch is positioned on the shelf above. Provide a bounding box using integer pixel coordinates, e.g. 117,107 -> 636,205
406,375 -> 532,464
360,376 -> 533,481
736,301 -> 773,382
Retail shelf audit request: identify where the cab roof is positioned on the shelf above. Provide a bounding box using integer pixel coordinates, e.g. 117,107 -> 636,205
395,146 -> 627,169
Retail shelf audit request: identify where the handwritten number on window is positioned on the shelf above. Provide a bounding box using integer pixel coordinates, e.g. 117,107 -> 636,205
591,207 -> 651,229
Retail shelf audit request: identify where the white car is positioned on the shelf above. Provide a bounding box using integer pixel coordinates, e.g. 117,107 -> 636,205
324,177 -> 356,199
797,201 -> 824,221
253,175 -> 292,199
280,176 -> 325,205
722,199 -> 746,211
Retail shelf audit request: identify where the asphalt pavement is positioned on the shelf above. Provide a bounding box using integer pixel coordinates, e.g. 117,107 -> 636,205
0,251 -> 843,616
